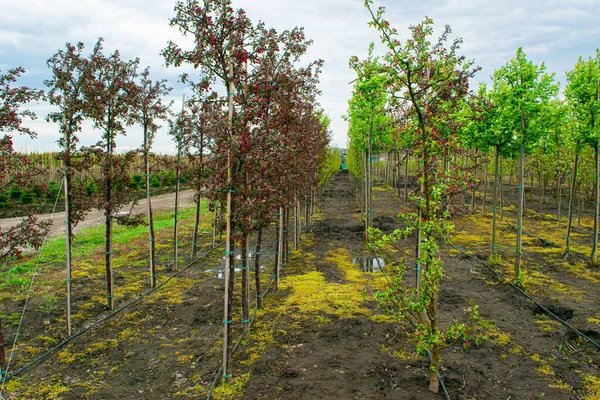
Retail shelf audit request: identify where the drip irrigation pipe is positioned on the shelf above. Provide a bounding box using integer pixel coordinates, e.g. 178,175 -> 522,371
370,248 -> 451,400
444,240 -> 600,351
0,241 -> 226,386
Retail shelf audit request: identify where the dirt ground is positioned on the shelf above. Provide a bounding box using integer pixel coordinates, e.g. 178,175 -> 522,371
2,172 -> 599,399
239,172 -> 599,399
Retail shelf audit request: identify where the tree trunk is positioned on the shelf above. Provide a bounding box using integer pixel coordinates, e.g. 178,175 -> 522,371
565,148 -> 579,253
428,345 -> 441,394
482,154 -> 488,214
192,193 -> 201,259
144,128 -> 156,287
404,150 -> 409,203
241,233 -> 250,334
516,142 -> 525,283
592,141 -> 600,266
275,207 -> 283,289
222,53 -> 234,382
491,149 -> 500,255
500,155 -> 504,220
255,228 -> 263,309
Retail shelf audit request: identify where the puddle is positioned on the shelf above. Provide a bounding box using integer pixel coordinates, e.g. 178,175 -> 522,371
207,250 -> 272,279
352,256 -> 385,273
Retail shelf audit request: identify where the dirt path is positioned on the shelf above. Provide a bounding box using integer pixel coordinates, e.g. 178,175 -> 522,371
242,172 -> 439,399
0,189 -> 195,238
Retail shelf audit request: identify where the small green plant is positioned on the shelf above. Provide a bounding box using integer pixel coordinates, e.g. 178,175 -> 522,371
488,252 -> 502,266
38,294 -> 58,314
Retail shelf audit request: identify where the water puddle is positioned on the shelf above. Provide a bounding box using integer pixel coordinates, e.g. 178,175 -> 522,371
352,256 -> 385,273
207,251 -> 271,279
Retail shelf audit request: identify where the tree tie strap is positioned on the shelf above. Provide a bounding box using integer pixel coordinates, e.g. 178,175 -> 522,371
254,251 -> 261,255
241,319 -> 250,323
225,251 -> 234,255
241,266 -> 250,270
223,320 -> 233,325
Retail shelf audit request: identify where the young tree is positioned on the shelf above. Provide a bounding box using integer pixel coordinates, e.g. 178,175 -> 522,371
84,38 -> 140,310
130,67 -> 171,286
347,43 -> 392,240
0,68 -> 49,262
491,48 -> 558,282
366,3 -> 480,392
564,52 -> 600,262
45,42 -> 99,334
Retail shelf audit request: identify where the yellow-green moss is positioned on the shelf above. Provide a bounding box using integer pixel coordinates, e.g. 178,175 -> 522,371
582,374 -> 600,400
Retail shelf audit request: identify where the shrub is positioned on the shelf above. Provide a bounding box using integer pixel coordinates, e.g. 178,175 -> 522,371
20,191 -> 35,204
129,174 -> 144,190
10,187 -> 22,200
150,175 -> 161,188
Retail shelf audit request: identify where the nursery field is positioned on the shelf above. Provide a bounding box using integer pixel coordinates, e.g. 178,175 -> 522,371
1,171 -> 598,399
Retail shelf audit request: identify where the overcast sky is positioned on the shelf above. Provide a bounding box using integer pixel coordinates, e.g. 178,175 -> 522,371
1,0 -> 599,154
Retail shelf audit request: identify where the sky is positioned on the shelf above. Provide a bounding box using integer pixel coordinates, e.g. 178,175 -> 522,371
1,0 -> 599,154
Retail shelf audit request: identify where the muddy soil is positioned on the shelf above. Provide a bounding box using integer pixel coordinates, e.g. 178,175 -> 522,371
241,172 -> 598,399
3,172 -> 598,399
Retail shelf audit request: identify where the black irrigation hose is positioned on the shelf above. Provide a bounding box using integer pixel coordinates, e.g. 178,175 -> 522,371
444,240 -> 600,351
504,220 -> 591,263
371,248 -> 451,400
1,242 -> 226,384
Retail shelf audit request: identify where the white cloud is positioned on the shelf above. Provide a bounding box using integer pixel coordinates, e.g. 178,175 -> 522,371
1,0 -> 599,152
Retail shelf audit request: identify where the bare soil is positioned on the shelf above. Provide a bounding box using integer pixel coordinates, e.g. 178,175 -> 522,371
2,172 -> 599,399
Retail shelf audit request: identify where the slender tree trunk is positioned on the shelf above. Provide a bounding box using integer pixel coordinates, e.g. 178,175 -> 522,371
482,154 -> 489,214
222,52 -> 234,382
491,149 -> 500,255
516,140 -> 525,282
241,233 -> 250,334
255,228 -> 263,309
173,141 -> 181,272
192,193 -> 201,259
500,155 -> 504,220
565,148 -> 579,253
63,120 -> 73,335
144,127 -> 156,287
404,150 -> 409,203
211,203 -> 218,249
105,134 -> 114,311
592,141 -> 600,266
226,238 -> 235,377
276,207 -> 284,289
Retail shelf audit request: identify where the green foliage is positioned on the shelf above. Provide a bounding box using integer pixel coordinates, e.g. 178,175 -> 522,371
491,47 -> 559,155
46,180 -> 61,199
84,178 -> 99,195
150,175 -> 161,188
19,191 -> 35,205
9,187 -> 22,200
318,148 -> 341,186
129,174 -> 145,190
0,192 -> 10,208
566,51 -> 600,148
